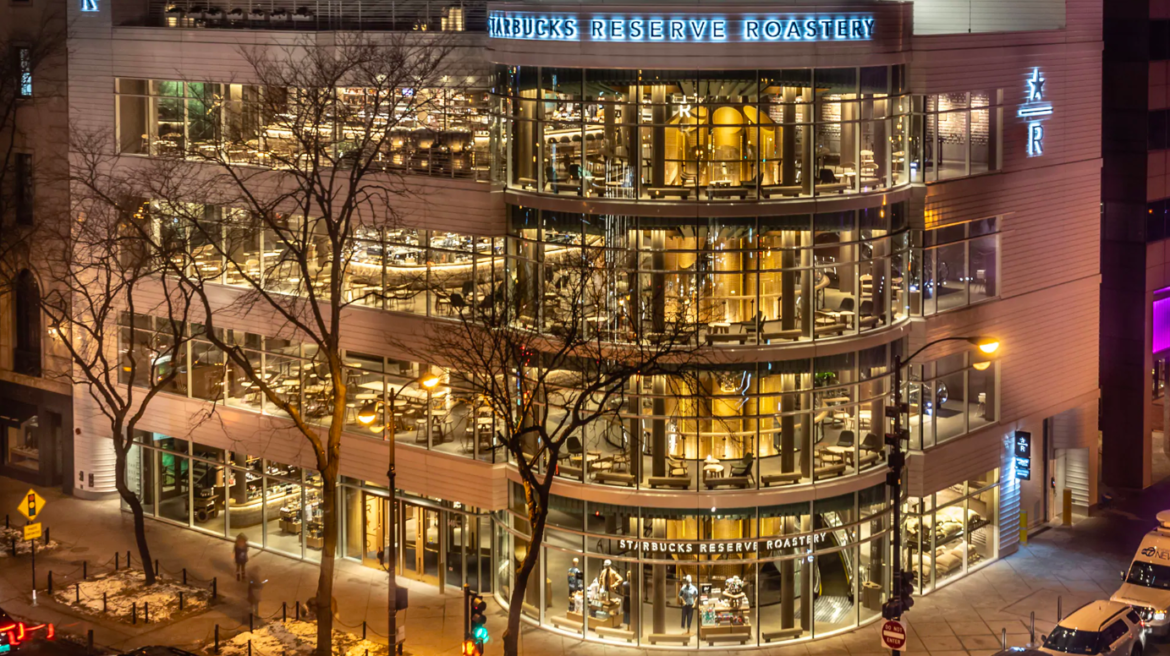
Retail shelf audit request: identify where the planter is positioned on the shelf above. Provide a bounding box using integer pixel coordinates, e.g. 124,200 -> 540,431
291,12 -> 312,21
226,9 -> 244,21
271,10 -> 288,21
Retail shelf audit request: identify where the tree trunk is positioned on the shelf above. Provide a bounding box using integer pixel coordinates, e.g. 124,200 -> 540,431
503,499 -> 548,656
315,475 -> 339,656
113,436 -> 156,585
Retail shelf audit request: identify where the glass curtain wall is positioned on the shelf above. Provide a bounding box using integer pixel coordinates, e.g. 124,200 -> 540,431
507,204 -> 911,344
904,351 -> 998,450
911,217 -> 1000,316
122,435 -> 493,585
496,483 -> 894,648
115,78 -> 494,180
498,66 -> 910,201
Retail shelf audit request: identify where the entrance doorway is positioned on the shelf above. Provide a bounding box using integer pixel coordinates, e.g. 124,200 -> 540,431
402,504 -> 441,585
362,492 -> 389,569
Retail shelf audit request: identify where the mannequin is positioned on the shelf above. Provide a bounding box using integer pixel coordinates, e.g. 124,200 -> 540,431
622,570 -> 632,626
568,558 -> 582,595
598,559 -> 624,601
678,574 -> 698,632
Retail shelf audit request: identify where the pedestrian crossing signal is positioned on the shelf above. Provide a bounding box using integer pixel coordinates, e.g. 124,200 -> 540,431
462,639 -> 480,656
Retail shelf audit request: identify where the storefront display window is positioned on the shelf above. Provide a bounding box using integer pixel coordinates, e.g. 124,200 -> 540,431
903,469 -> 999,595
498,485 -> 897,648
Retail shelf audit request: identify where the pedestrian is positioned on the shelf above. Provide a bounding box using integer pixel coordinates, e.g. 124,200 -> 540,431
247,568 -> 265,619
234,533 -> 249,581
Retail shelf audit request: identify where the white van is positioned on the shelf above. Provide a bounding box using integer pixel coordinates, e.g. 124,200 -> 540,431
1111,510 -> 1170,636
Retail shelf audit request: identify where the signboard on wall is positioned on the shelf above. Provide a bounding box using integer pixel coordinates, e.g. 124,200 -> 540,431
488,11 -> 876,44
1018,68 -> 1053,157
1014,431 -> 1032,480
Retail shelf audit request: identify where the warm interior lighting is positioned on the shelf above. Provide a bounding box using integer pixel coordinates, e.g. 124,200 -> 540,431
968,336 -> 1000,354
357,401 -> 378,425
972,361 -> 991,371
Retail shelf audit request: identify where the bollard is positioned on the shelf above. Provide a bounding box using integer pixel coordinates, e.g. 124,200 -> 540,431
249,612 -> 254,633
9,538 -> 14,557
126,550 -> 130,567
43,528 -> 49,545
115,552 -> 119,570
295,601 -> 300,621
1030,611 -> 1036,644
1002,628 -> 1007,650
103,591 -> 107,613
132,602 -> 137,625
363,621 -> 367,640
5,514 -> 8,529
87,629 -> 94,655
212,576 -> 218,600
215,625 -> 220,654
144,601 -> 150,624
182,568 -> 187,585
179,591 -> 184,611
282,601 -> 287,622
248,640 -> 252,656
154,559 -> 159,577
47,571 -> 53,595
75,582 -> 80,604
1057,596 -> 1063,623
83,560 -> 88,580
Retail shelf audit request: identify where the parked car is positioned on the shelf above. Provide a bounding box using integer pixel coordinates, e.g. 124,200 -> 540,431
0,607 -> 54,653
1039,601 -> 1145,656
1112,510 -> 1170,636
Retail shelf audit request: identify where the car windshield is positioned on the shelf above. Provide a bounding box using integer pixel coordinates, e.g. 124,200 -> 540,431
1127,560 -> 1170,590
1043,627 -> 1100,655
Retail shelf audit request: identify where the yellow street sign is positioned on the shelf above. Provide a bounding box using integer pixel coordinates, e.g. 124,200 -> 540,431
17,489 -> 45,521
23,523 -> 41,541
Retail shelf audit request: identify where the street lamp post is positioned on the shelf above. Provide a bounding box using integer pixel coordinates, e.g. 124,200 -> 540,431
883,336 -> 999,655
358,373 -> 440,655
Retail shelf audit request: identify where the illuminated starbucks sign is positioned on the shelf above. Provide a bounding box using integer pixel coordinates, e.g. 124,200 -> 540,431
618,531 -> 831,555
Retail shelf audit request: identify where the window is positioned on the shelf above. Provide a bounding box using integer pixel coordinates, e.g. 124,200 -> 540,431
15,153 -> 32,225
1153,20 -> 1170,62
1155,358 -> 1167,399
912,217 -> 1000,316
905,352 -> 998,449
13,269 -> 41,376
15,47 -> 31,98
919,91 -> 1002,181
1150,110 -> 1170,151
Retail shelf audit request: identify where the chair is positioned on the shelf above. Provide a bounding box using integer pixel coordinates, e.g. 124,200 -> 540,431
730,451 -> 754,482
836,430 -> 856,448
860,433 -> 882,454
565,435 -> 583,460
668,455 -> 688,478
449,292 -> 467,313
837,297 -> 855,313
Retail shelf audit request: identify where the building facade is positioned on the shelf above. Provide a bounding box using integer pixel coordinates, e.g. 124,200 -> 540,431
0,0 -> 73,491
60,0 -> 1100,649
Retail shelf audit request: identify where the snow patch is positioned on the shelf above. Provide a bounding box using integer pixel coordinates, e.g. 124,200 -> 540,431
54,568 -> 212,623
210,620 -> 390,656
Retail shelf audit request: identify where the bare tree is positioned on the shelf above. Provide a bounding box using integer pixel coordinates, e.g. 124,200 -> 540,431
37,172 -> 197,586
419,244 -> 708,656
76,32 -> 461,654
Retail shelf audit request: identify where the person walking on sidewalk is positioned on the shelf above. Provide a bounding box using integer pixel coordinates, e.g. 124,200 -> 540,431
234,533 -> 249,581
247,568 -> 265,618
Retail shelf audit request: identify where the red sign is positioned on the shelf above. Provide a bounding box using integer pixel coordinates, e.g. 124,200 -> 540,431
881,619 -> 907,651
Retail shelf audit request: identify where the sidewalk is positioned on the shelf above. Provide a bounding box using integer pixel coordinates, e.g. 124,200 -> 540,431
0,475 -> 1147,656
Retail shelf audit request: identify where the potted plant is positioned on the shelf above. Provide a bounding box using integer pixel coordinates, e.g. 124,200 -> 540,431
205,6 -> 222,22
187,5 -> 205,19
291,6 -> 312,21
247,6 -> 266,21
271,7 -> 288,21
226,7 -> 243,21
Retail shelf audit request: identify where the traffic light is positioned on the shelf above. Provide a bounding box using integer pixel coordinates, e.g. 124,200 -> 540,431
462,639 -> 480,656
881,596 -> 903,620
470,592 -> 489,647
895,570 -> 915,611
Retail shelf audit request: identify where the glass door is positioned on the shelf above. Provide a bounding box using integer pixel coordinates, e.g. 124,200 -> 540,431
362,492 -> 389,569
402,504 -> 441,585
